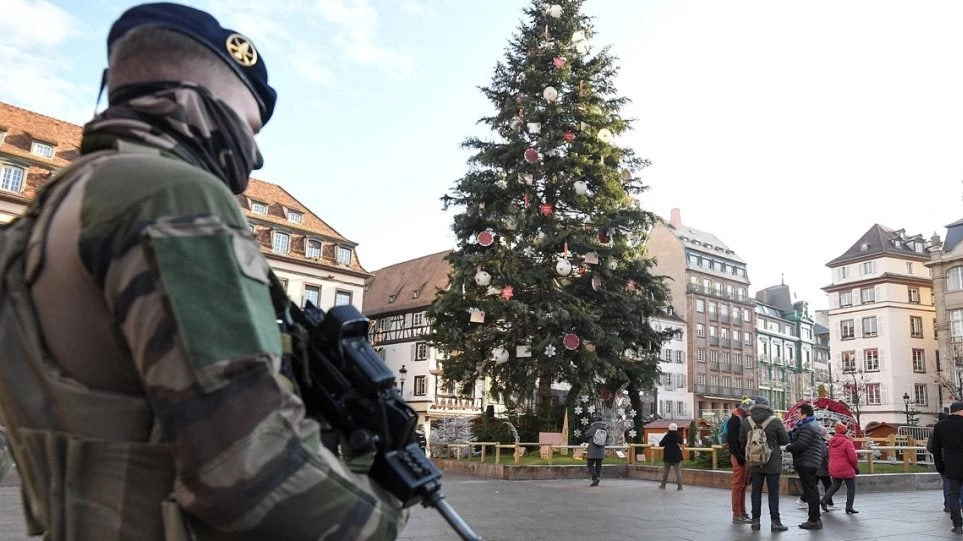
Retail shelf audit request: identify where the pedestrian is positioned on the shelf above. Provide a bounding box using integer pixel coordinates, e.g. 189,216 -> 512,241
931,401 -> 963,534
0,3 -> 408,539
784,403 -> 825,530
727,397 -> 754,523
739,396 -> 791,532
416,424 -> 428,453
821,422 -> 859,514
585,416 -> 608,486
816,425 -> 835,510
930,410 -> 963,513
659,423 -> 684,490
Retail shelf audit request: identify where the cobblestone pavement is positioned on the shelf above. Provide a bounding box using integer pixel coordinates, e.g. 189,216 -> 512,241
0,470 -> 954,540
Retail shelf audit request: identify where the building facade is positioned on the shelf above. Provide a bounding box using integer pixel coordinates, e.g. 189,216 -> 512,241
649,309 -> 693,421
812,311 -> 833,399
824,225 -> 940,427
646,208 -> 757,422
754,284 -> 816,411
926,221 -> 963,409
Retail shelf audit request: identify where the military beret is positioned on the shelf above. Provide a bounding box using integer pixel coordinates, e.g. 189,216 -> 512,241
107,2 -> 276,124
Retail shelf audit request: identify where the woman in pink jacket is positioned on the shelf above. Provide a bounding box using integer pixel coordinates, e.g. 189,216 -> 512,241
820,422 -> 859,514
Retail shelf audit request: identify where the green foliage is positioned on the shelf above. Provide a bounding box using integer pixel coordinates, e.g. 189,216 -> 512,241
686,420 -> 697,447
427,0 -> 671,431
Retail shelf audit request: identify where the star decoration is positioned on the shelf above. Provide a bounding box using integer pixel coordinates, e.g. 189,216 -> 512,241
501,286 -> 514,300
544,344 -> 557,357
581,417 -> 589,426
628,429 -> 637,438
574,406 -> 583,415
587,405 -> 595,414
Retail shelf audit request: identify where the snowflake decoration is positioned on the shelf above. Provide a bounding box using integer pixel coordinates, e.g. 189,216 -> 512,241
573,429 -> 581,437
617,408 -> 625,417
579,395 -> 589,403
581,417 -> 589,426
574,406 -> 583,415
628,429 -> 637,438
628,410 -> 636,418
587,405 -> 595,414
544,344 -> 557,357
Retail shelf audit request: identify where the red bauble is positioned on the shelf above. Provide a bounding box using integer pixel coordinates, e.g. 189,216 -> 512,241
553,57 -> 566,68
563,333 -> 580,350
563,131 -> 575,142
524,148 -> 540,163
477,230 -> 494,247
539,203 -> 553,216
601,388 -> 611,401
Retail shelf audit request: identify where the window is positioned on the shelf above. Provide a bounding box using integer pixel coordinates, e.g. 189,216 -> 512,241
841,319 -> 855,340
0,165 -> 24,193
412,312 -> 424,327
908,287 -> 920,304
861,261 -> 876,275
710,375 -> 718,386
697,348 -> 705,362
906,262 -> 914,274
914,383 -> 927,406
413,375 -> 427,396
722,351 -> 730,365
710,350 -> 718,362
744,355 -> 753,369
688,254 -> 698,266
866,384 -> 881,405
839,291 -> 852,307
733,307 -> 741,321
949,267 -> 963,291
287,210 -> 302,224
744,331 -> 751,343
696,299 -> 705,313
912,349 -> 925,373
696,323 -> 705,338
744,309 -> 751,322
336,246 -> 352,265
838,266 -> 849,280
676,401 -> 686,416
860,287 -> 875,304
30,141 -> 54,158
302,285 -> 319,307
251,201 -> 268,214
862,316 -> 877,337
722,376 -> 731,388
415,342 -> 428,360
271,231 -> 290,254
675,350 -> 683,363
709,326 -> 717,339
663,349 -> 672,362
306,239 -> 322,259
697,373 -> 706,385
746,378 -> 754,389
952,309 -> 963,341
721,328 -> 729,341
842,350 -> 856,373
708,303 -> 717,317
910,316 -> 923,338
335,290 -> 352,306
720,304 -> 729,318
863,348 -> 879,372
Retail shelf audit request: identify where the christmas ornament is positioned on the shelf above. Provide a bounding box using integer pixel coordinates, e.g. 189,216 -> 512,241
491,346 -> 509,364
598,229 -> 610,243
584,252 -> 599,265
579,121 -> 590,131
548,4 -> 562,18
527,122 -> 542,134
495,179 -> 508,189
475,270 -> 491,286
574,405 -> 583,415
591,274 -> 602,291
626,279 -> 637,291
509,117 -> 522,131
486,286 -> 501,296
577,266 -> 586,277
584,341 -> 596,352
628,429 -> 637,438
543,86 -> 559,102
555,258 -> 573,276
553,56 -> 566,69
477,230 -> 495,246
621,168 -> 632,181
563,333 -> 580,350
516,344 -> 532,358
518,173 -> 534,185
524,148 -> 540,163
537,229 -> 547,242
571,30 -> 586,44
469,307 -> 486,323
563,131 -> 575,142
573,180 -> 588,195
539,202 -> 553,216
544,344 -> 558,357
597,128 -> 613,143
607,259 -> 618,270
575,41 -> 588,55
501,286 -> 514,300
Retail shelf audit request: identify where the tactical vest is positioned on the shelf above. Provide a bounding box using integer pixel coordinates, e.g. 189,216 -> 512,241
0,149 -> 193,541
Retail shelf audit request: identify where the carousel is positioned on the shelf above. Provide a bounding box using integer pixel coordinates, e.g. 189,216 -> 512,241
784,397 -> 862,436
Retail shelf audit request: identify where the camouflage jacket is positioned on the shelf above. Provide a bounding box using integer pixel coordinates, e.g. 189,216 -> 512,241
4,138 -> 406,540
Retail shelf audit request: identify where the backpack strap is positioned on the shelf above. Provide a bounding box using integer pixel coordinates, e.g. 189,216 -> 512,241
760,417 -> 776,430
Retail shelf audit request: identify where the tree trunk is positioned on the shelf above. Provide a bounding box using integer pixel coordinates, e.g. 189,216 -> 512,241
626,381 -> 644,443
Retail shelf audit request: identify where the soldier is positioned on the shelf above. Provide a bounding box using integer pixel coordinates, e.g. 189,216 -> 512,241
0,3 -> 406,540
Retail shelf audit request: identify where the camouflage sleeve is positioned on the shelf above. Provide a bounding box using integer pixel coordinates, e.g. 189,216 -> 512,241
78,159 -> 407,539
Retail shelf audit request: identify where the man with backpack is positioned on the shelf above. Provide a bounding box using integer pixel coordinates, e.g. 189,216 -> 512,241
784,403 -> 826,530
739,396 -> 791,532
726,397 -> 754,524
585,416 -> 608,486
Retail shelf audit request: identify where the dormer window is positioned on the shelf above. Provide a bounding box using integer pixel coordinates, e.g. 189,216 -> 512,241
30,141 -> 54,159
0,131 -> 7,145
305,239 -> 321,259
251,201 -> 268,214
0,165 -> 25,193
287,210 -> 302,224
336,246 -> 352,265
271,230 -> 290,254
860,242 -> 870,251
914,242 -> 924,253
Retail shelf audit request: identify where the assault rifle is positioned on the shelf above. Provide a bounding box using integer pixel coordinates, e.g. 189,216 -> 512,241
282,299 -> 482,541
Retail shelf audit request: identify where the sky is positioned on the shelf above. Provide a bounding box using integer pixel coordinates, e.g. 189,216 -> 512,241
4,0 -> 963,312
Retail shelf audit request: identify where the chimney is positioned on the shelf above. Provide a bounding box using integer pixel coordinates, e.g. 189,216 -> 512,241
669,208 -> 682,229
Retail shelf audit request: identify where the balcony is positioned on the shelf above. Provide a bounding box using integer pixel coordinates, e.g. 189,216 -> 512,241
759,354 -> 771,364
721,362 -> 731,373
708,385 -> 720,394
709,336 -> 719,346
733,340 -> 742,350
730,387 -> 743,397
732,318 -> 742,327
708,311 -> 718,321
733,363 -> 743,374
709,361 -> 719,371
695,384 -> 707,393
720,314 -> 730,324
722,338 -> 731,347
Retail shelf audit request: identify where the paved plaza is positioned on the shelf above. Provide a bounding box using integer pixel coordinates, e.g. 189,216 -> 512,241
0,470 -> 953,540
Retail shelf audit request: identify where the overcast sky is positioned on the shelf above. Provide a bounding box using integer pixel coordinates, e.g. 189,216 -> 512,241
4,0 -> 963,312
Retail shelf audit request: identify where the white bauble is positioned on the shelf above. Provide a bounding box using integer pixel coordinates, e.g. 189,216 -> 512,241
597,128 -> 613,143
543,86 -> 559,102
548,4 -> 562,18
495,179 -> 508,189
573,180 -> 588,195
555,258 -> 573,276
492,346 -> 510,364
509,117 -> 522,131
475,270 -> 491,286
607,259 -> 618,270
575,42 -> 588,55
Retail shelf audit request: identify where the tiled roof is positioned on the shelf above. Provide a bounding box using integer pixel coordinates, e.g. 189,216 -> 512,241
755,284 -> 792,313
665,221 -> 746,264
0,100 -> 367,274
362,250 -> 452,316
826,224 -> 931,267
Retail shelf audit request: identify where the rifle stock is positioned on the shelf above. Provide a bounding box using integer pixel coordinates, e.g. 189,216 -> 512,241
285,300 -> 482,541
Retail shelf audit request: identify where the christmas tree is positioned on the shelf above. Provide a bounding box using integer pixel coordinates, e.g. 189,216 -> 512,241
427,0 -> 671,433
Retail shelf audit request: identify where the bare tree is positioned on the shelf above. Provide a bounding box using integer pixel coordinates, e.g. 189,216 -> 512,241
835,369 -> 870,429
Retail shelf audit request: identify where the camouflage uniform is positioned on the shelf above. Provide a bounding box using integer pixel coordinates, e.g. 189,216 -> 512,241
0,84 -> 406,540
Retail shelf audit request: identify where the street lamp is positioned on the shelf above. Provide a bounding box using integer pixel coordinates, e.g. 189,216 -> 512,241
903,392 -> 911,426
399,365 -> 407,397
